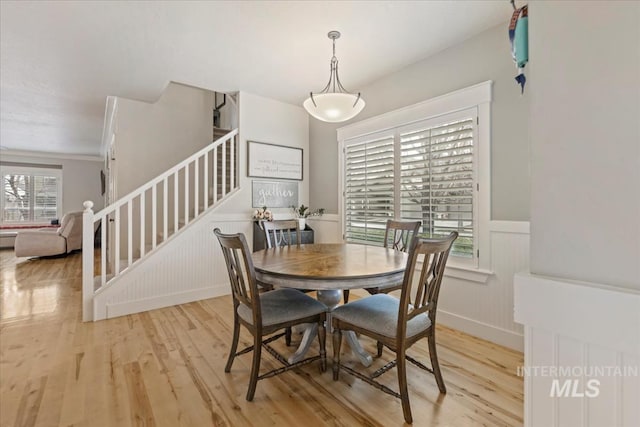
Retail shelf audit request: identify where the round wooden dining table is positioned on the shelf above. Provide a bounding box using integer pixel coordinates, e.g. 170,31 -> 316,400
252,243 -> 408,367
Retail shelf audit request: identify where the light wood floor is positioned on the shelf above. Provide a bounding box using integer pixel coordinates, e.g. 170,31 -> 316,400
0,249 -> 523,427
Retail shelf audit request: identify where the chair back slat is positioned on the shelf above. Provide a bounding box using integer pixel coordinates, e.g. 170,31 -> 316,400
383,220 -> 421,253
214,228 -> 262,325
262,220 -> 301,248
400,232 -> 458,329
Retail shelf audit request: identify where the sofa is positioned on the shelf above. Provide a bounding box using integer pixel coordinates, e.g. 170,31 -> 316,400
14,211 -> 83,257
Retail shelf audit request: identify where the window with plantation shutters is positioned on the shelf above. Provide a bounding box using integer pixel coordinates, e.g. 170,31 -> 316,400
400,113 -> 475,258
1,163 -> 62,224
340,82 -> 492,271
344,134 -> 395,244
342,107 -> 478,261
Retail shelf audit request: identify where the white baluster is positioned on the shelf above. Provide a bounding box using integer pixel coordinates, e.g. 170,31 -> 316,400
184,163 -> 189,225
140,193 -> 145,257
204,151 -> 209,210
194,157 -> 199,216
163,178 -> 168,242
115,207 -> 120,274
100,216 -> 106,289
127,200 -> 132,267
222,140 -> 226,197
174,172 -> 179,232
82,201 -> 94,322
213,147 -> 218,203
152,184 -> 157,249
230,136 -> 235,190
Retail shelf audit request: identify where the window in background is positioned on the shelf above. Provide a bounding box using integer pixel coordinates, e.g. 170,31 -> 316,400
1,163 -> 62,225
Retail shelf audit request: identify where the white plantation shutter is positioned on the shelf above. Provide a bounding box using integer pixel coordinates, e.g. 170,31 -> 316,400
1,164 -> 62,224
33,175 -> 60,222
343,108 -> 477,260
400,113 -> 475,258
344,133 -> 395,244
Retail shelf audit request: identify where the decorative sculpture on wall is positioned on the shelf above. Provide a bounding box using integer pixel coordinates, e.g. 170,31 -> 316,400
509,0 -> 529,93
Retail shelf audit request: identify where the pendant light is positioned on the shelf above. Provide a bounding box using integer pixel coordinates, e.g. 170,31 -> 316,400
303,31 -> 365,123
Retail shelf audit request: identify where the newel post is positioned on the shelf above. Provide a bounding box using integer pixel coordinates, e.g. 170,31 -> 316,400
82,200 -> 94,322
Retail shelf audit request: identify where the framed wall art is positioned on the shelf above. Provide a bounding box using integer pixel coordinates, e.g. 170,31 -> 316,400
251,180 -> 298,208
247,140 -> 303,181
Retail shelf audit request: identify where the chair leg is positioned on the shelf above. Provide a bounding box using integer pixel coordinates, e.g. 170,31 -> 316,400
376,341 -> 384,357
285,327 -> 292,346
246,334 -> 262,401
317,318 -> 327,372
428,332 -> 447,393
332,328 -> 342,380
225,315 -> 240,373
397,350 -> 413,424
343,289 -> 350,304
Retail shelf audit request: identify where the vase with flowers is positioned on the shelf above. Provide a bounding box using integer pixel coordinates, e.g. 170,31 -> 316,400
290,204 -> 324,230
252,206 -> 273,222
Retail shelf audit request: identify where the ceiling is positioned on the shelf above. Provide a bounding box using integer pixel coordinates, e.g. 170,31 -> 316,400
0,1 -> 511,157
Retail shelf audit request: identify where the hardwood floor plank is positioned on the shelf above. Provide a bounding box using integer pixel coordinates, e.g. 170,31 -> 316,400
123,361 -> 156,427
14,376 -> 47,427
0,249 -> 524,426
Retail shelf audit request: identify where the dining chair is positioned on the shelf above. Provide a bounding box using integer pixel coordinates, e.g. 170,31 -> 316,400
262,219 -> 312,345
257,220 -> 302,293
262,219 -> 301,248
343,219 -> 421,304
332,232 -> 458,424
214,228 -> 327,401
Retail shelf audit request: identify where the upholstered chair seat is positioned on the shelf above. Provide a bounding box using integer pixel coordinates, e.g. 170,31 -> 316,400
332,294 -> 431,339
238,288 -> 327,327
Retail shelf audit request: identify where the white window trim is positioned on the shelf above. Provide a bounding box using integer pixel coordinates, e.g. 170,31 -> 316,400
1,164 -> 63,225
338,81 -> 493,279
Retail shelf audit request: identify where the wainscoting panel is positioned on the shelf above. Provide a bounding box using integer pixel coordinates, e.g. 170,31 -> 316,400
515,273 -> 640,427
93,212 -> 251,320
437,221 -> 529,351
307,214 -> 341,243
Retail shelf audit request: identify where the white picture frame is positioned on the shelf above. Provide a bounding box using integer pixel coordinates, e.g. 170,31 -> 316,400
247,141 -> 303,181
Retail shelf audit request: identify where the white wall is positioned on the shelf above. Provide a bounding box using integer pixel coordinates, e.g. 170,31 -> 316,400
0,153 -> 103,214
114,82 -> 215,196
517,2 -> 640,425
529,1 -> 640,290
214,91 -> 309,221
310,23 -> 530,222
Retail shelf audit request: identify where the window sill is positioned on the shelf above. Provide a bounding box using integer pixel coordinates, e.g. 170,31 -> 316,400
444,262 -> 493,284
0,224 -> 56,230
414,258 -> 493,284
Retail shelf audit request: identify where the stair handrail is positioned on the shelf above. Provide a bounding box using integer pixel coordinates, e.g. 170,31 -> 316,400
92,129 -> 238,222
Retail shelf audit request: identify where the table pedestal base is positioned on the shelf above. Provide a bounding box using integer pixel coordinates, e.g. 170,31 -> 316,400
287,289 -> 373,367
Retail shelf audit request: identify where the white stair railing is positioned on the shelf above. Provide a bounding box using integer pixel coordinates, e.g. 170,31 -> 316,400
82,129 -> 239,321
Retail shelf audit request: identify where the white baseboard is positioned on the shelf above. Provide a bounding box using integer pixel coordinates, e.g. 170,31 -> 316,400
103,283 -> 230,320
438,309 -> 524,352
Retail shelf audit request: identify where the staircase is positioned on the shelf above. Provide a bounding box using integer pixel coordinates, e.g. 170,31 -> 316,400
82,129 -> 239,321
